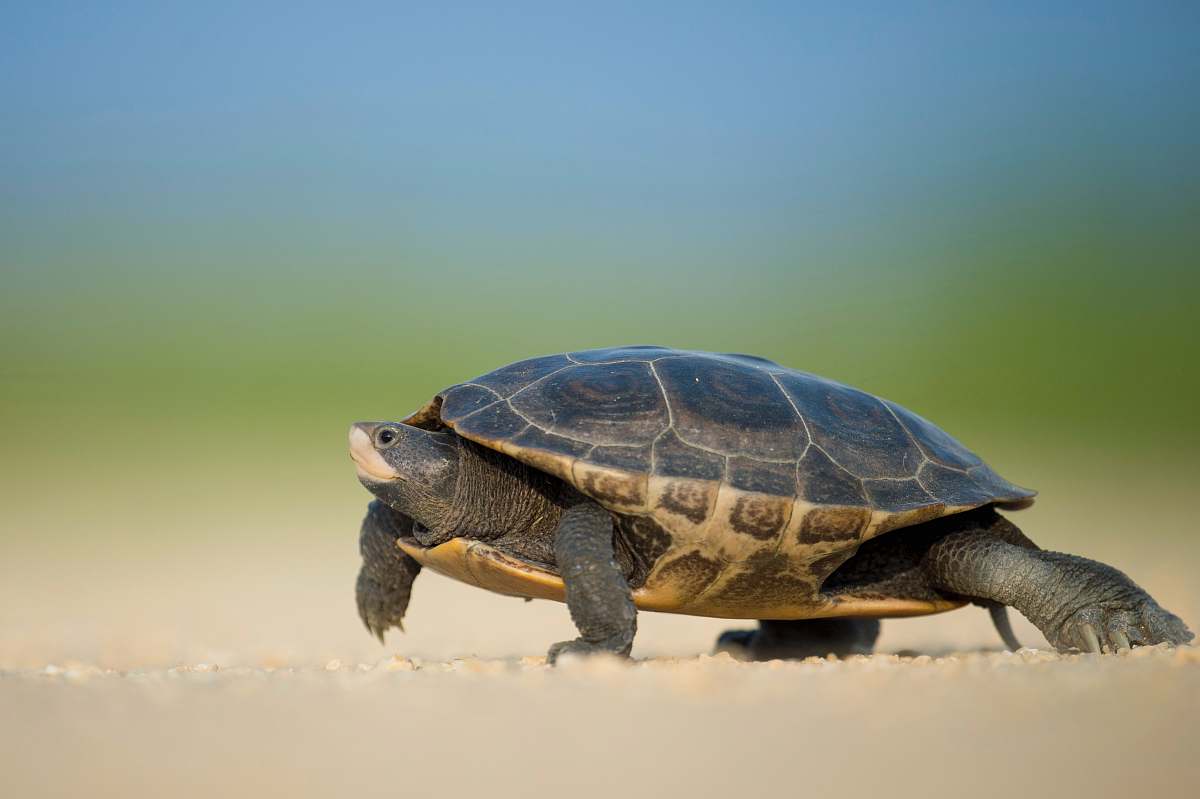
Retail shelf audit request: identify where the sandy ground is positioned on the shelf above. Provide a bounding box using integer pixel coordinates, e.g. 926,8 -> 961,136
4,645 -> 1199,799
3,481 -> 1198,798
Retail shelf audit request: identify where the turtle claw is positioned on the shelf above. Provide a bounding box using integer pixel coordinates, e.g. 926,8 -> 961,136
359,606 -> 400,645
355,570 -> 410,645
357,599 -> 388,644
364,615 -> 397,645
1052,601 -> 1193,655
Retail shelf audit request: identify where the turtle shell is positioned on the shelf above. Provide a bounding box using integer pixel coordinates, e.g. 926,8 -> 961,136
400,346 -> 1035,619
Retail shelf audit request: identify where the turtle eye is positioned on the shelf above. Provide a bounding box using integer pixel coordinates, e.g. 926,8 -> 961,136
374,426 -> 400,449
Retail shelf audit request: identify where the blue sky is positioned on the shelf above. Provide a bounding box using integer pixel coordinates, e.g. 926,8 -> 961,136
2,1 -> 1197,331
1,2 -> 1198,450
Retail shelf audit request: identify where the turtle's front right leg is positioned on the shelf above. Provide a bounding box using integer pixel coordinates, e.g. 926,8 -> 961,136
356,500 -> 422,642
548,502 -> 638,664
922,511 -> 1192,653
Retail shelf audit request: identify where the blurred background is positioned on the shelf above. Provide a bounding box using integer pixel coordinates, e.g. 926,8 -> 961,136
2,2 -> 1198,669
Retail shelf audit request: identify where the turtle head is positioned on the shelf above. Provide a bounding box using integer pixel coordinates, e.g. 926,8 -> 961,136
349,422 -> 460,536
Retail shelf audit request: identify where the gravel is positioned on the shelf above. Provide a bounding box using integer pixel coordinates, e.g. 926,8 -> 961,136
4,645 -> 1198,799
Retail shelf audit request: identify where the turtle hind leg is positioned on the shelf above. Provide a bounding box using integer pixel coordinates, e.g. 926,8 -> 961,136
922,509 -> 1194,653
715,618 -> 881,661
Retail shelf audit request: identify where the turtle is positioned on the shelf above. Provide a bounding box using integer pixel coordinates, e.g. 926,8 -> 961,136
349,345 -> 1192,661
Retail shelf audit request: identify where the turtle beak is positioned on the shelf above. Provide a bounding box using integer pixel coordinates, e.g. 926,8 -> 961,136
349,423 -> 401,482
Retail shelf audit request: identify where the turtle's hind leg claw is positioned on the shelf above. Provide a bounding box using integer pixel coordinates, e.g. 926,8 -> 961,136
1054,602 -> 1192,654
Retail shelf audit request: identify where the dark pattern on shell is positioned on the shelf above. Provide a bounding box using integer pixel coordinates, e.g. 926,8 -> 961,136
507,425 -> 590,480
872,504 -> 951,536
470,354 -> 573,397
795,506 -> 871,545
883,399 -> 982,470
510,361 -> 668,447
729,494 -> 791,541
416,347 -> 1035,532
656,480 -> 714,524
510,425 -> 593,460
774,372 -> 922,478
706,552 -> 818,607
966,464 -> 1036,508
574,465 -> 647,509
655,356 -> 808,460
651,429 -> 725,481
615,515 -> 674,586
647,550 -> 724,597
439,384 -> 500,423
795,446 -> 870,507
589,444 -> 652,473
862,478 -> 939,512
451,400 -> 527,440
807,550 -> 858,584
918,461 -> 993,507
726,457 -> 796,496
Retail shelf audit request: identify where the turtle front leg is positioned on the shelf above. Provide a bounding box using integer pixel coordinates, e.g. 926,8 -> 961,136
547,502 -> 637,664
356,500 -> 423,642
922,524 -> 1192,653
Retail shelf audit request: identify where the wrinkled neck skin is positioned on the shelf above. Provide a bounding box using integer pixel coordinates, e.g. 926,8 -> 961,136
443,438 -> 576,543
365,433 -> 574,547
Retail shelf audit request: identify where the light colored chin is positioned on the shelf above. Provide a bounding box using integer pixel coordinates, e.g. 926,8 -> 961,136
354,462 -> 397,483
349,427 -> 400,481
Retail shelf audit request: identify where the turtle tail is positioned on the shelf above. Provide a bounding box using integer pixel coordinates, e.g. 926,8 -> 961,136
988,604 -> 1022,652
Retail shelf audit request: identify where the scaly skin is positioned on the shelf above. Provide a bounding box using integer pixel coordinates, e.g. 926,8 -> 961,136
353,413 -> 1192,659
356,500 -> 422,642
548,502 -> 637,663
923,529 -> 1193,653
